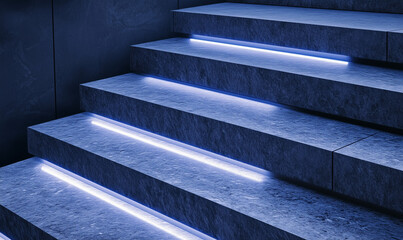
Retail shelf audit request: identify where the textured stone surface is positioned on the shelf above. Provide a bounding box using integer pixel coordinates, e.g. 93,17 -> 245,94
388,30 -> 403,64
27,114 -> 403,239
230,0 -> 403,14
334,132 -> 403,214
80,74 -> 379,189
173,3 -> 403,61
53,0 -> 177,117
0,158 -> 178,240
0,0 -> 55,167
131,38 -> 403,130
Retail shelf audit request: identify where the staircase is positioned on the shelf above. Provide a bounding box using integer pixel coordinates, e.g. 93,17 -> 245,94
1,2 -> 402,239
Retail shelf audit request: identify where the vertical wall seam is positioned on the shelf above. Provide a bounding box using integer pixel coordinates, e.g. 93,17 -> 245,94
51,0 -> 57,119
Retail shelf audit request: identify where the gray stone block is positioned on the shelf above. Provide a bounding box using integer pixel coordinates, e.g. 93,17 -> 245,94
131,38 -> 403,130
173,3 -> 403,61
0,158 -> 178,240
230,0 -> 403,14
80,74 -> 379,189
388,30 -> 403,64
27,114 -> 403,239
334,132 -> 403,213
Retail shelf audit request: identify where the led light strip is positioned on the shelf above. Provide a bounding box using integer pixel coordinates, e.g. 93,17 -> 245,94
41,164 -> 213,240
91,119 -> 266,182
190,38 -> 349,65
0,232 -> 11,240
143,76 -> 277,112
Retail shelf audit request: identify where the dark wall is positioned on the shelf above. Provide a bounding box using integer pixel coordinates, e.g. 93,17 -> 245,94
54,0 -> 177,118
1,0 -> 222,167
0,0 -> 55,167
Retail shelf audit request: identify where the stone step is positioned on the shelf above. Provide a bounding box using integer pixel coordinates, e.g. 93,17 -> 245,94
0,158 -> 207,240
229,0 -> 403,14
131,38 -> 403,130
78,74 -> 403,212
27,114 -> 403,239
173,3 -> 403,62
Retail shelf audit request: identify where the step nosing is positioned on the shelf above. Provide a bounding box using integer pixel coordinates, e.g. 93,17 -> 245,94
27,114 -> 403,239
174,10 -> 391,32
84,81 -> 373,153
83,74 -> 381,151
0,158 -> 187,240
131,39 -> 403,93
39,160 -> 214,240
173,3 -> 403,32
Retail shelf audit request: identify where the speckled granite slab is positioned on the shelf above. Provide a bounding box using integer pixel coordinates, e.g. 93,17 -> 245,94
79,74 -> 382,189
0,158 -> 178,240
334,132 -> 403,213
230,0 -> 403,14
27,114 -> 403,239
388,30 -> 403,64
173,3 -> 403,61
131,38 -> 403,130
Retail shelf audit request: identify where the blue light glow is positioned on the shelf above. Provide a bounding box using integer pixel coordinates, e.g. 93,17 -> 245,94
91,117 -> 267,182
0,232 -> 11,240
41,161 -> 214,240
190,35 -> 349,65
142,76 -> 278,112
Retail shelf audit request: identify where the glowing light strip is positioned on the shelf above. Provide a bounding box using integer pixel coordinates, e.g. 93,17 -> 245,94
0,232 -> 11,240
190,38 -> 349,65
41,164 -> 212,240
191,34 -> 350,61
143,76 -> 277,112
91,119 -> 266,182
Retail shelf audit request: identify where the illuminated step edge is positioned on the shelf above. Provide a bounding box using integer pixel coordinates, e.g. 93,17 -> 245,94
90,114 -> 268,182
0,232 -> 11,240
40,160 -> 214,240
190,35 -> 350,65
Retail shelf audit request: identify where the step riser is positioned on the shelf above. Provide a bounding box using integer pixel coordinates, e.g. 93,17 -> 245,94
173,12 -> 387,61
230,0 -> 403,14
333,132 -> 403,214
131,47 -> 403,130
27,129 -> 302,240
80,85 -> 333,189
0,205 -> 54,240
388,31 -> 403,64
334,154 -> 403,213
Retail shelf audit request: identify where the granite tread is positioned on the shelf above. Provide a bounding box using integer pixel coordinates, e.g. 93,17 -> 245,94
27,114 -> 403,239
131,38 -> 403,129
79,73 -> 383,189
229,0 -> 403,14
333,132 -> 403,213
81,74 -> 378,150
174,3 -> 403,31
173,3 -> 403,61
79,74 -> 403,211
0,158 -> 178,240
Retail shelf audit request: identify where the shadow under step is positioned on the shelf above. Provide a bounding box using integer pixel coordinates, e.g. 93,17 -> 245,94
27,114 -> 403,239
131,38 -> 403,130
0,158 -> 183,240
173,3 -> 403,63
